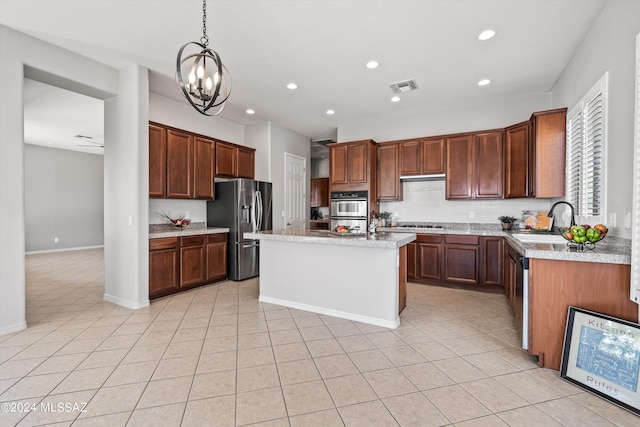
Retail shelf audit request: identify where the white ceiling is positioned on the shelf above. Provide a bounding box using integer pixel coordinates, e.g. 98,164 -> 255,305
2,0 -> 607,152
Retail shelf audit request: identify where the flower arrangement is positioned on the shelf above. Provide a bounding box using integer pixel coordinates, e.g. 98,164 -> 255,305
498,215 -> 518,230
159,211 -> 191,228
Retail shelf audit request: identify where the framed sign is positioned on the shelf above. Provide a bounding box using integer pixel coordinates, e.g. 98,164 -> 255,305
560,306 -> 640,415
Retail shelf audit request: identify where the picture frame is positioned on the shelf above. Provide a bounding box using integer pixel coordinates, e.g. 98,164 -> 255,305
560,306 -> 640,415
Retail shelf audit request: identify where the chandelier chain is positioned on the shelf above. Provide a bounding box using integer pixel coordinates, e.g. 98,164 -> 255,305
201,0 -> 208,46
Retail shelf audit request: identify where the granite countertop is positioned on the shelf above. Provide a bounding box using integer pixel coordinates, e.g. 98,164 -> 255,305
377,224 -> 631,265
244,229 -> 416,249
149,223 -> 229,239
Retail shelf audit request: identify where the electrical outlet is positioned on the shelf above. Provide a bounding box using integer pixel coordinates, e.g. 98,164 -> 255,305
54,237 -> 59,243
624,212 -> 631,229
608,212 -> 617,228
469,211 -> 475,219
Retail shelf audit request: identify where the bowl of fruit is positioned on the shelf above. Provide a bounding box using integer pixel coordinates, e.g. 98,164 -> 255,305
561,224 -> 607,249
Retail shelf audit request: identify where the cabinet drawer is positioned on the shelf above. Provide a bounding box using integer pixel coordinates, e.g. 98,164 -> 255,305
181,235 -> 206,246
416,234 -> 442,244
207,233 -> 227,244
444,235 -> 479,245
150,237 -> 178,251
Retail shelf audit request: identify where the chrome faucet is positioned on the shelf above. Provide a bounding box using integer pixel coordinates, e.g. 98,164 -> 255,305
548,201 -> 576,228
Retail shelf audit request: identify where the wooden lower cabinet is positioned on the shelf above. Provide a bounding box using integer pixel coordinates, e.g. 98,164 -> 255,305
149,233 -> 228,299
149,237 -> 179,298
407,233 -> 502,290
528,259 -> 637,370
206,234 -> 227,281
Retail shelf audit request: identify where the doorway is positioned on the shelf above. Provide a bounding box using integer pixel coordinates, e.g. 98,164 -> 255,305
284,153 -> 306,230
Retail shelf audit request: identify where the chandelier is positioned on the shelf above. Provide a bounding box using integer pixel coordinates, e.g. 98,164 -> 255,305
176,0 -> 231,116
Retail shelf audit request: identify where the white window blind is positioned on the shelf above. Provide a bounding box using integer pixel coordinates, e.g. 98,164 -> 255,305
566,73 -> 607,219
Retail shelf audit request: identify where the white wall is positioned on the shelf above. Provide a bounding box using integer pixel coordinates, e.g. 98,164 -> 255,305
0,25 -> 119,335
245,122 -> 271,182
24,145 -> 104,251
551,0 -> 640,239
311,157 -> 329,178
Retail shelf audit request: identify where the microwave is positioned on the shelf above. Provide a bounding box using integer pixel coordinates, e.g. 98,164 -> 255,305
330,191 -> 367,218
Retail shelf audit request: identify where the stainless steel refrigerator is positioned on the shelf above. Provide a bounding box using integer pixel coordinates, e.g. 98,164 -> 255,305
206,179 -> 273,281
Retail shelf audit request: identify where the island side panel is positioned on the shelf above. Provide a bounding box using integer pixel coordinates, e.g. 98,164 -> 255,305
258,239 -> 400,328
528,259 -> 637,370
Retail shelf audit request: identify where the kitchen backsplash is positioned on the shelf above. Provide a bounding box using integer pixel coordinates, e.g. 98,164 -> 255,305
379,180 -> 552,225
149,199 -> 206,224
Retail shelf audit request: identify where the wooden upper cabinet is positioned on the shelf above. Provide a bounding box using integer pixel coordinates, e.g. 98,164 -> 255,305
474,131 -> 504,199
422,138 -> 445,175
347,143 -> 368,183
193,137 -> 214,200
215,141 -> 237,177
329,144 -> 349,185
166,129 -> 194,199
504,121 -> 530,199
530,108 -> 567,198
237,146 -> 255,179
149,124 -> 167,198
399,140 -> 421,175
445,134 -> 474,199
376,143 -> 402,201
310,178 -> 329,207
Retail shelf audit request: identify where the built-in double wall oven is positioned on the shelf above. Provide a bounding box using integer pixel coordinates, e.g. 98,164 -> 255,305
330,191 -> 368,232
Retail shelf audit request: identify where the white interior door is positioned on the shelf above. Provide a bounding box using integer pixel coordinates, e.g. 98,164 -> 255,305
285,153 -> 306,230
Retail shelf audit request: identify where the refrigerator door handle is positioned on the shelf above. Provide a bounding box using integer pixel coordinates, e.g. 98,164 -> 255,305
256,190 -> 263,231
241,241 -> 259,249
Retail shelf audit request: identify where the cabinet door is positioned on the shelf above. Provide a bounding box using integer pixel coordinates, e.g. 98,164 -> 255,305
399,140 -> 421,176
310,179 -> 319,207
149,238 -> 179,299
504,122 -> 530,198
216,142 -> 237,177
330,144 -> 348,185
406,242 -> 417,281
480,237 -> 503,286
377,143 -> 402,200
445,135 -> 474,199
149,124 -> 167,198
531,109 -> 567,198
317,178 -> 329,206
418,243 -> 442,281
206,234 -> 227,282
180,236 -> 206,287
193,137 -> 214,200
348,143 -> 368,184
422,138 -> 445,175
443,235 -> 479,285
237,146 -> 255,179
166,129 -> 193,198
474,131 -> 504,199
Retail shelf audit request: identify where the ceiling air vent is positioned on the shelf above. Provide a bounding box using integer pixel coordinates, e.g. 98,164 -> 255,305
389,79 -> 418,94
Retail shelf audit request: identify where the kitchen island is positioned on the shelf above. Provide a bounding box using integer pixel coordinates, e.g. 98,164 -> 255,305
244,229 -> 416,328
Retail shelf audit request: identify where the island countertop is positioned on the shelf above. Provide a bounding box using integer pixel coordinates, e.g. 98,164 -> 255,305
244,229 -> 416,249
149,226 -> 229,239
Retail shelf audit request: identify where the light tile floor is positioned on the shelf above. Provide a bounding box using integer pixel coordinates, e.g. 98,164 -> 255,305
1,248 -> 637,426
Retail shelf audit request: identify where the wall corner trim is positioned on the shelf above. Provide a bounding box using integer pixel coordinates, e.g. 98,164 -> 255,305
103,294 -> 150,310
0,321 -> 27,336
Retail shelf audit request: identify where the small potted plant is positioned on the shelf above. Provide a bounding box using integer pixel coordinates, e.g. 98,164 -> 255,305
498,215 -> 518,230
379,211 -> 392,227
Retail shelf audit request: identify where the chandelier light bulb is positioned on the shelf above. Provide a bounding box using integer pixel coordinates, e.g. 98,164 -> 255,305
214,72 -> 220,85
206,77 -> 213,90
188,72 -> 196,84
197,65 -> 205,79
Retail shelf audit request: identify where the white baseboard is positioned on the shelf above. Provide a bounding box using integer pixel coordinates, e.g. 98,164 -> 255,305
26,245 -> 104,255
0,320 -> 27,336
259,295 -> 400,329
103,293 -> 149,310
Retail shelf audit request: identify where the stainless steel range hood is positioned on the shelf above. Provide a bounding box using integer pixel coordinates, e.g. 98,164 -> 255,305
399,174 -> 445,182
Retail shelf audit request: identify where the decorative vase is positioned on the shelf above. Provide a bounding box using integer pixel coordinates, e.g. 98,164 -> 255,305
501,222 -> 512,230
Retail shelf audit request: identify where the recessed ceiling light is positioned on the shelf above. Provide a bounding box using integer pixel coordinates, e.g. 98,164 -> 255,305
286,83 -> 298,90
326,109 -> 335,115
478,29 -> 496,41
477,79 -> 491,86
390,96 -> 401,103
246,109 -> 255,115
366,60 -> 379,69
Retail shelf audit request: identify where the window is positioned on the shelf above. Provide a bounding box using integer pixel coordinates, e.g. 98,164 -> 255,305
566,73 -> 608,220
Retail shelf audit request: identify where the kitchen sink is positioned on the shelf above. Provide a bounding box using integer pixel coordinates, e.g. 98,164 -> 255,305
511,233 -> 566,244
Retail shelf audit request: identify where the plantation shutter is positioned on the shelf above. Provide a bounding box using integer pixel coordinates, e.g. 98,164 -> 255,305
567,110 -> 583,214
583,92 -> 603,216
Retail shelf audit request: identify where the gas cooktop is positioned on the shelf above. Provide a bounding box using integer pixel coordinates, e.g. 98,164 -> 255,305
398,224 -> 443,229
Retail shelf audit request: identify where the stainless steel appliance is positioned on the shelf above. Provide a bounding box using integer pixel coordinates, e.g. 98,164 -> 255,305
330,191 -> 367,232
507,241 -> 529,350
206,179 -> 273,281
